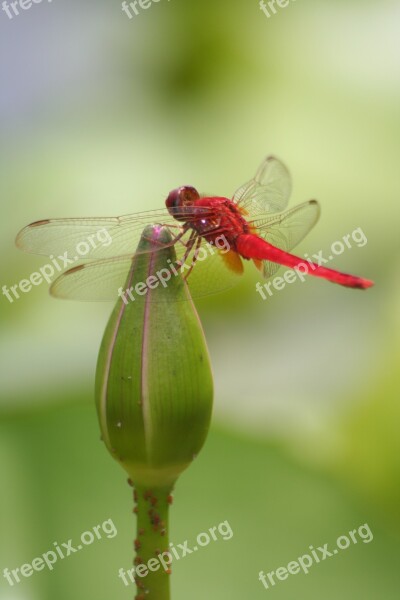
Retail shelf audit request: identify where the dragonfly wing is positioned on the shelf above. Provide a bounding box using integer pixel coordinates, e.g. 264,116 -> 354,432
16,207 -> 216,260
173,238 -> 243,299
50,256 -> 137,301
250,200 -> 321,279
232,156 -> 292,217
50,236 -> 243,302
16,210 -> 182,259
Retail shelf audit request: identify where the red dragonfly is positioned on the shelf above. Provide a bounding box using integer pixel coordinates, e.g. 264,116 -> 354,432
16,156 -> 373,301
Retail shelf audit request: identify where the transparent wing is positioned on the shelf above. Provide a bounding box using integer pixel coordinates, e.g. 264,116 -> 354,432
51,256 -> 138,301
15,207 -> 213,260
50,236 -> 243,302
232,156 -> 292,217
179,240 -> 243,300
250,200 -> 320,279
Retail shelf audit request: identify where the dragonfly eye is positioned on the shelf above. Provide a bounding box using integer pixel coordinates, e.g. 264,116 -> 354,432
166,186 -> 200,220
180,186 -> 199,204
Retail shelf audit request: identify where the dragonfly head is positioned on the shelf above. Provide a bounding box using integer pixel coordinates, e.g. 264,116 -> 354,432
166,186 -> 200,221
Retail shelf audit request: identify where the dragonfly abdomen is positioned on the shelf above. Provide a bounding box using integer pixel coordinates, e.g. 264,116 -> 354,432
236,234 -> 374,289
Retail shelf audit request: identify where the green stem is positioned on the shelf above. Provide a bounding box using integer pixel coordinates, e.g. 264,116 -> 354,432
132,482 -> 173,600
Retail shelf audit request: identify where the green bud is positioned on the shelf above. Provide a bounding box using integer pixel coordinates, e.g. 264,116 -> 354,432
95,225 -> 213,488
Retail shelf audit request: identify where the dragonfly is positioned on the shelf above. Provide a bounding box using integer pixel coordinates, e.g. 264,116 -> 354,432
16,156 -> 374,301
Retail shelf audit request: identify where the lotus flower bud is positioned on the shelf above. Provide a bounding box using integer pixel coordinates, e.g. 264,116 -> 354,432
95,225 -> 213,488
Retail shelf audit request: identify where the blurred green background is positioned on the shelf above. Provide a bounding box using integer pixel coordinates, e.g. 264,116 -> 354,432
0,0 -> 399,598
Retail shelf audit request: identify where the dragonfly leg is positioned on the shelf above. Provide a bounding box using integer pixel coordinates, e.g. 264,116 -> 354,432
183,235 -> 203,280
170,223 -> 191,245
176,230 -> 197,272
140,223 -> 187,250
151,223 -> 192,249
